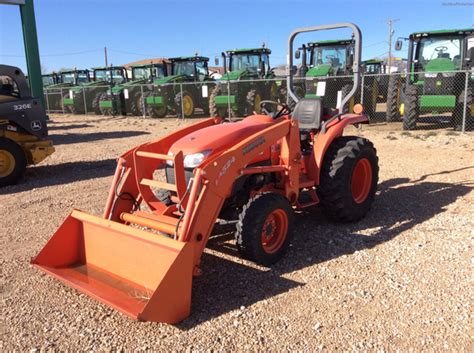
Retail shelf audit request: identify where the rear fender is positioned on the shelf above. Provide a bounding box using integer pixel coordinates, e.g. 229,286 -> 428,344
308,113 -> 368,184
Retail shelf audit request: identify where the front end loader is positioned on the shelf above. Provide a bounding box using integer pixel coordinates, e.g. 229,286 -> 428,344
0,65 -> 55,186
33,23 -> 378,324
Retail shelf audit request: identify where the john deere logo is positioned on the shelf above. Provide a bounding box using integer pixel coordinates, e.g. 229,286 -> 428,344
31,121 -> 42,131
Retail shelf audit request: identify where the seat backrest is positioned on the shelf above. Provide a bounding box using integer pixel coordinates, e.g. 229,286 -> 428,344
292,98 -> 323,130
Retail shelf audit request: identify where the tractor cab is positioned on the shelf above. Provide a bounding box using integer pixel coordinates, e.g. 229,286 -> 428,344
170,56 -> 209,82
294,39 -> 355,109
303,39 -> 355,77
93,66 -> 128,85
42,73 -> 60,87
223,47 -> 273,79
59,69 -> 90,86
131,62 -> 168,82
363,59 -> 387,74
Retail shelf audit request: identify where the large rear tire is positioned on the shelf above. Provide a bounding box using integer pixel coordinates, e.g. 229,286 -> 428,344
454,87 -> 472,131
0,138 -> 27,187
129,91 -> 143,116
386,75 -> 401,122
235,193 -> 294,266
92,92 -> 102,115
402,85 -> 419,130
245,89 -> 262,115
318,136 -> 378,222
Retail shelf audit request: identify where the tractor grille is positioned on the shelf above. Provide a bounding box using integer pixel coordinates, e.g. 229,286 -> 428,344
165,166 -> 194,187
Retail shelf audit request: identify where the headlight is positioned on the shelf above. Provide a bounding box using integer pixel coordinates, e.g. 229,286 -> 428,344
442,72 -> 455,78
166,150 -> 211,168
424,73 -> 437,78
183,151 -> 211,168
69,90 -> 73,99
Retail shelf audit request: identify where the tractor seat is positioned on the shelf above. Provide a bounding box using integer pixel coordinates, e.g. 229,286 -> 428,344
292,98 -> 323,130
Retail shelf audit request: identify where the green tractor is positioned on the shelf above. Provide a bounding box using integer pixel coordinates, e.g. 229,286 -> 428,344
98,62 -> 168,116
388,28 -> 474,130
43,69 -> 89,112
298,40 -> 354,105
210,47 -> 278,118
361,59 -> 389,119
296,39 -> 377,115
65,66 -> 128,115
145,56 -> 214,118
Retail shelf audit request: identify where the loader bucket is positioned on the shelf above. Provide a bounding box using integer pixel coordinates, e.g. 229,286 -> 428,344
32,210 -> 195,323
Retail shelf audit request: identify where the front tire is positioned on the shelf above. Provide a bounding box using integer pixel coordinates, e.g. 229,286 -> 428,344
0,138 -> 27,187
175,91 -> 195,118
318,136 -> 378,222
235,193 -> 294,266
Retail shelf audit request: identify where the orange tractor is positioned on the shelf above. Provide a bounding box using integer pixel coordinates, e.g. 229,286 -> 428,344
32,23 -> 378,324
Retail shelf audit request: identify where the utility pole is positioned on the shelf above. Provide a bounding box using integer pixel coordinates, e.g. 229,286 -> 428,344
387,19 -> 399,72
104,46 -> 108,67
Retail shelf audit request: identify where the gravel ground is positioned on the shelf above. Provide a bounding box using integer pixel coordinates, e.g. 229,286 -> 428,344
1,114 -> 473,351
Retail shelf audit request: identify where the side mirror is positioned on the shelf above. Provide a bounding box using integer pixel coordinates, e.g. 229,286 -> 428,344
395,40 -> 403,51
295,49 -> 301,59
290,65 -> 298,76
466,47 -> 474,62
214,57 -> 219,66
347,53 -> 354,67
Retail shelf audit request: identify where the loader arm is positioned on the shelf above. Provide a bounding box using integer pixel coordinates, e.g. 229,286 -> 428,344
177,117 -> 300,267
104,117 -> 221,221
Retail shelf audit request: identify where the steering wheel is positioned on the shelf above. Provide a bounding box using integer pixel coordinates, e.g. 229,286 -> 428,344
434,46 -> 448,53
325,55 -> 336,63
260,100 -> 291,119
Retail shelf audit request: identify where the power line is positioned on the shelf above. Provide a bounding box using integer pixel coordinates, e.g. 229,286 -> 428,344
1,49 -> 101,58
107,48 -> 161,57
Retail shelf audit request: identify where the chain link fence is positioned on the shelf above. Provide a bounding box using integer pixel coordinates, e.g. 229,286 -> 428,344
44,71 -> 473,132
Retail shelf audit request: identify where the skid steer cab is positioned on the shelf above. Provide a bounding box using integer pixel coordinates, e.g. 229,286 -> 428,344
0,65 -> 55,187
33,23 -> 378,324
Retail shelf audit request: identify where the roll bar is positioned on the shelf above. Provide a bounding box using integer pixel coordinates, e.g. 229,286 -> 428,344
287,22 -> 362,110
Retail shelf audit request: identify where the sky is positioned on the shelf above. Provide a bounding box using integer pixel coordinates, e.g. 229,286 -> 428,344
0,0 -> 473,73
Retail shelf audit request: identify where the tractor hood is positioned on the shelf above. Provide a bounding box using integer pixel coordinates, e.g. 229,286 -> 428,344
220,69 -> 248,81
111,79 -> 147,94
306,64 -> 332,77
71,80 -> 108,93
424,58 -> 456,73
153,75 -> 186,85
168,115 -> 274,159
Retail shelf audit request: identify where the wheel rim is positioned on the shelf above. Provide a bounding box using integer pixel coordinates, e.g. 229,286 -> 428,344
254,93 -> 262,113
351,158 -> 372,204
183,95 -> 194,116
0,149 -> 15,177
261,209 -> 288,254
